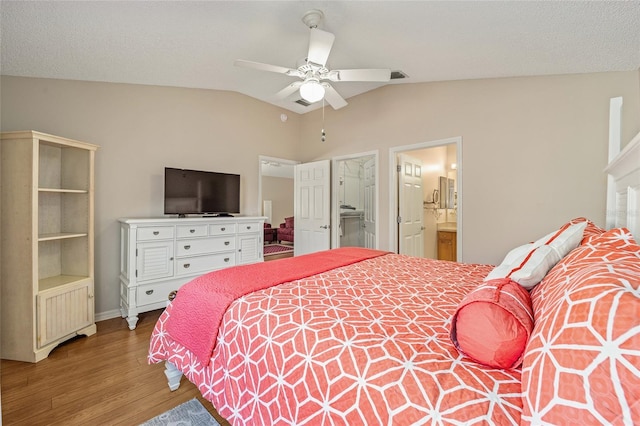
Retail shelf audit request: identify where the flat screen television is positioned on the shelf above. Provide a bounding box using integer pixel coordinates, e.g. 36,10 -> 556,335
164,167 -> 240,216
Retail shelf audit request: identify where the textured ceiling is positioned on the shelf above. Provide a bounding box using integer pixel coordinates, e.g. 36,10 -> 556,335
2,1 -> 639,114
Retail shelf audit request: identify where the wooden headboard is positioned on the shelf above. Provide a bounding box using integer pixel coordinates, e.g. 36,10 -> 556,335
605,108 -> 640,240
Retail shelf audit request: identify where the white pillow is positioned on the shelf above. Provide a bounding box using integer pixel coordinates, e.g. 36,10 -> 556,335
533,221 -> 587,257
485,245 -> 560,289
498,242 -> 536,265
485,221 -> 587,289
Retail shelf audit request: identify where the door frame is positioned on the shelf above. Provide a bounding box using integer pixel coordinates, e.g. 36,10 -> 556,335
388,136 -> 463,260
331,150 -> 379,249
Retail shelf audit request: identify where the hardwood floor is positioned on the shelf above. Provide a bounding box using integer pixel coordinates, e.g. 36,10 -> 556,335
264,251 -> 294,261
263,243 -> 294,261
1,310 -> 230,425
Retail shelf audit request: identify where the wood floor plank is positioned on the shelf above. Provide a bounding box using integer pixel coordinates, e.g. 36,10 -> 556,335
1,309 -> 230,425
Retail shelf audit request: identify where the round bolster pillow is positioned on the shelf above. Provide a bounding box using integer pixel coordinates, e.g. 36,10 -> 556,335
450,278 -> 534,369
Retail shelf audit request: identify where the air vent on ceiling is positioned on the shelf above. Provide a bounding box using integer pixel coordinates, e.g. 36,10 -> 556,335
390,70 -> 408,80
295,99 -> 312,107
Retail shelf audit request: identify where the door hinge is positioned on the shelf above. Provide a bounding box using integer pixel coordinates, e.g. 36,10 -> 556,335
135,270 -> 138,278
397,216 -> 402,224
397,165 -> 401,173
135,248 -> 138,257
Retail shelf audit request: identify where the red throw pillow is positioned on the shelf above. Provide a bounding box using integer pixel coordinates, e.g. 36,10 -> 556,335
451,278 -> 534,369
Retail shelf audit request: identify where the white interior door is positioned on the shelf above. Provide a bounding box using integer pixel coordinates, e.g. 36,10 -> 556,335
398,154 -> 424,256
294,160 -> 330,256
363,157 -> 376,248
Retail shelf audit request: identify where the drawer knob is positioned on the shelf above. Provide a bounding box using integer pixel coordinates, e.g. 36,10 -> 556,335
190,229 -> 195,233
224,257 -> 230,262
246,226 -> 251,230
184,245 -> 191,250
146,290 -> 154,295
221,227 -> 226,231
183,263 -> 190,268
153,231 -> 159,235
224,241 -> 230,246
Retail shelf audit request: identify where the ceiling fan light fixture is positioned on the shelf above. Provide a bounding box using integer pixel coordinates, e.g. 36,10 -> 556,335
235,9 -> 392,111
299,79 -> 325,103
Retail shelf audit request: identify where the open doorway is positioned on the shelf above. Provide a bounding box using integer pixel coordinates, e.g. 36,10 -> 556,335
389,137 -> 461,261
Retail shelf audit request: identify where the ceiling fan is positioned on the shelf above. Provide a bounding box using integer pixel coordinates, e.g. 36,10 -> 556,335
235,9 -> 391,110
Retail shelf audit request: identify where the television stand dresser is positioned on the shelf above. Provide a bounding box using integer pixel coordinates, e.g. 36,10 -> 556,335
119,216 -> 266,329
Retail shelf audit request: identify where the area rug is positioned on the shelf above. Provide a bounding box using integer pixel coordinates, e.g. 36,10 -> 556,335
140,398 -> 220,426
264,243 -> 294,256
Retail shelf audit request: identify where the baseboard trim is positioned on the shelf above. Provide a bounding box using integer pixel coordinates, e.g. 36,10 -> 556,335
95,309 -> 122,322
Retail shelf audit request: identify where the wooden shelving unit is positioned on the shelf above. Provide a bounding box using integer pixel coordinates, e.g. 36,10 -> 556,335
1,131 -> 99,362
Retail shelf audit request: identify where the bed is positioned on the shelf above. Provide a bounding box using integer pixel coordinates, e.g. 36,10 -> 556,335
149,110 -> 640,424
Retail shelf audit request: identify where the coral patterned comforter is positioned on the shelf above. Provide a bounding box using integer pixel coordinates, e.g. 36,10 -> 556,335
149,251 -> 523,425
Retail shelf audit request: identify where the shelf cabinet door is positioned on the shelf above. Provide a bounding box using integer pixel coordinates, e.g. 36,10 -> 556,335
237,233 -> 262,265
37,280 -> 93,348
136,241 -> 174,282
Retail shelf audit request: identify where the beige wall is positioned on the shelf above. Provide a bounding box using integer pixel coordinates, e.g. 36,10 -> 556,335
1,71 -> 639,318
262,176 -> 294,227
0,76 -> 301,316
298,71 -> 640,264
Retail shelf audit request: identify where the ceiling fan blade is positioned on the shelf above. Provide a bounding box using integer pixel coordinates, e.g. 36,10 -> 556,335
235,59 -> 296,75
329,69 -> 391,82
322,84 -> 348,110
275,81 -> 303,100
307,28 -> 335,67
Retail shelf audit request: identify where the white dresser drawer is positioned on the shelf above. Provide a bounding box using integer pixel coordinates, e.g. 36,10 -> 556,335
137,281 -> 175,306
138,226 -> 175,241
237,221 -> 261,234
209,223 -> 237,236
176,224 -> 208,238
176,236 -> 235,257
175,252 -> 235,276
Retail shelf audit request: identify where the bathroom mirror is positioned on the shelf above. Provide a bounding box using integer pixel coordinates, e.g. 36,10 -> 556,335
438,176 -> 448,208
447,177 -> 456,209
438,176 -> 455,209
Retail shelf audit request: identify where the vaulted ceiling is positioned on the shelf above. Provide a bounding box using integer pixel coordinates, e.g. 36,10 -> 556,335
2,1 -> 639,114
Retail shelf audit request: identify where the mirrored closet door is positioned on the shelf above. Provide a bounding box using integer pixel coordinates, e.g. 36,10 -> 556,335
332,152 -> 378,249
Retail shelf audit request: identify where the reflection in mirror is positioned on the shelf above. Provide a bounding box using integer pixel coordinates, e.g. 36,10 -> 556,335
447,178 -> 456,209
259,158 -> 296,232
336,154 -> 376,249
438,176 -> 456,209
438,176 -> 448,208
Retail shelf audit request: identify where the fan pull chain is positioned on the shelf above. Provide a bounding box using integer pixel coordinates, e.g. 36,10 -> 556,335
321,99 -> 326,142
